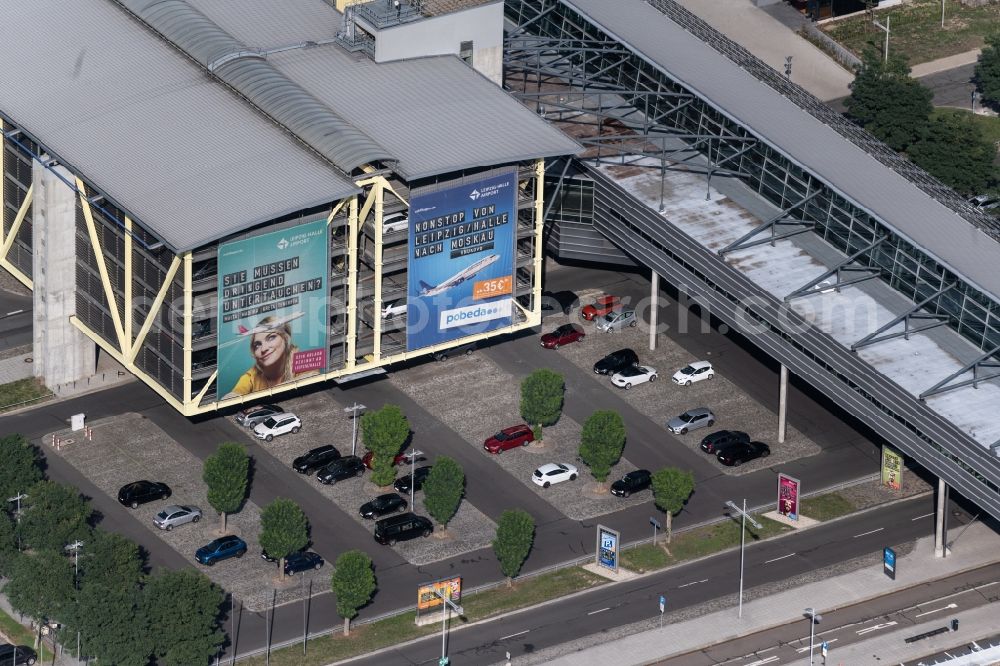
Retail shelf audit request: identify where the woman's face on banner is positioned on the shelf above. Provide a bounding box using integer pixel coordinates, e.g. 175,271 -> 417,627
251,331 -> 286,370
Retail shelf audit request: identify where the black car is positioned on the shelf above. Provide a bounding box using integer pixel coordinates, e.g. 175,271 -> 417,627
610,469 -> 652,497
540,290 -> 579,315
235,404 -> 284,427
0,644 -> 36,665
393,465 -> 433,494
374,512 -> 433,545
317,456 -> 365,485
593,348 -> 640,375
717,441 -> 771,466
293,445 -> 341,474
699,430 -> 750,455
359,493 -> 408,519
117,480 -> 171,509
283,551 -> 324,575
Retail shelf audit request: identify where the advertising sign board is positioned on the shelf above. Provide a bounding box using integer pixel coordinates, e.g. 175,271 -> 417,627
417,576 -> 462,611
596,524 -> 619,573
216,219 -> 328,399
406,170 -> 517,351
883,547 -> 896,580
777,473 -> 800,521
881,445 -> 903,491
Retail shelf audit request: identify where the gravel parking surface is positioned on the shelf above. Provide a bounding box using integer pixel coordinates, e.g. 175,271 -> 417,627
543,301 -> 821,475
232,390 -> 497,566
389,352 -> 650,520
45,413 -> 322,612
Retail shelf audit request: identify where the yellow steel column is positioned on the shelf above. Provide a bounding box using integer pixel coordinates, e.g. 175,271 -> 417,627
372,179 -> 384,361
124,217 -> 133,347
0,119 -> 4,250
182,252 -> 193,405
346,196 -> 359,370
77,179 -> 127,351
531,159 -> 545,327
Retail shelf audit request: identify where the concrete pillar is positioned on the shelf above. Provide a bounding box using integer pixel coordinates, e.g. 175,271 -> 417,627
777,364 -> 788,443
32,162 -> 95,386
649,270 -> 659,351
935,477 -> 949,558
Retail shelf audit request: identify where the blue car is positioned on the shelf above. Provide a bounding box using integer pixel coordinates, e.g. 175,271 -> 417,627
195,535 -> 247,566
283,551 -> 324,575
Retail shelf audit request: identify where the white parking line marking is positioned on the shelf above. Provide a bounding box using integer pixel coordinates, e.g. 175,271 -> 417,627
853,527 -> 884,538
857,621 -> 897,635
679,579 -> 709,588
743,656 -> 780,666
500,630 -> 529,640
915,602 -> 958,617
4,309 -> 24,317
764,553 -> 795,564
587,607 -> 610,616
912,513 -> 934,521
796,638 -> 837,653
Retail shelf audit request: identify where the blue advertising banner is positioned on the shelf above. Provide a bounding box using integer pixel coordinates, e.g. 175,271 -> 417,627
216,219 -> 328,399
597,525 -> 619,573
883,546 -> 896,580
406,170 -> 517,351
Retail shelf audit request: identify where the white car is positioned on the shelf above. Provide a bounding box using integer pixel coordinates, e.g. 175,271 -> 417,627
671,360 -> 714,386
382,300 -> 407,319
153,504 -> 202,531
532,462 -> 578,488
383,211 -> 409,233
253,413 -> 302,441
611,365 -> 657,389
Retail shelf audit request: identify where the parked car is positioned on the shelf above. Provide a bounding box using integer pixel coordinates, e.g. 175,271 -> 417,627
235,404 -> 284,427
717,441 -> 771,466
383,211 -> 409,233
153,504 -> 202,531
611,365 -> 658,389
700,430 -> 750,455
593,348 -> 639,375
540,323 -> 586,348
595,309 -> 637,332
253,413 -> 302,441
382,300 -> 407,319
393,465 -> 433,494
969,194 -> 1000,210
0,644 -> 36,665
483,424 -> 535,454
118,480 -> 171,509
292,445 -> 341,474
540,290 -> 579,315
362,450 -> 420,470
672,360 -> 715,385
283,551 -> 324,575
532,462 -> 578,488
195,535 -> 247,566
374,512 -> 433,545
359,493 -> 408,519
433,341 -> 476,361
666,407 -> 716,435
317,456 -> 365,485
581,295 -> 620,321
610,469 -> 652,497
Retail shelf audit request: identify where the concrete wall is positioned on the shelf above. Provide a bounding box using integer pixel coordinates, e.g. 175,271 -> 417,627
32,162 -> 95,386
375,2 -> 503,85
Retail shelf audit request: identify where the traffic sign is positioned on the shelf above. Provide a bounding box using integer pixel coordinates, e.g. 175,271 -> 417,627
821,640 -> 828,657
659,595 -> 665,613
649,517 -> 662,529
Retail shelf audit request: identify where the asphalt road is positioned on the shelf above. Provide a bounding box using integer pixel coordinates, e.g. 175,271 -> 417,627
0,290 -> 31,351
918,63 -> 978,110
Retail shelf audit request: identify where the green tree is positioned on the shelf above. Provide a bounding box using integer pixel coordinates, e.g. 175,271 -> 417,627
651,468 -> 695,544
520,369 -> 565,437
5,550 -> 76,623
492,509 -> 535,586
845,47 -> 932,151
144,569 -> 225,666
975,32 -> 1000,106
202,442 -> 250,532
259,498 -> 310,580
16,480 -> 91,552
332,550 -> 376,636
578,410 -> 626,484
0,433 -> 43,505
361,405 -> 410,487
908,112 -> 996,195
0,511 -> 16,577
422,457 -> 464,530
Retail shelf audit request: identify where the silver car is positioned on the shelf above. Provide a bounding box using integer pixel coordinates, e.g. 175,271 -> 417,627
666,407 -> 716,435
595,309 -> 637,332
153,505 -> 203,531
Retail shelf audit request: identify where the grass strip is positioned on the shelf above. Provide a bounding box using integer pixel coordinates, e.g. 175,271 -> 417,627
240,566 -> 607,665
933,108 -> 1000,149
0,378 -> 52,413
800,493 -> 856,522
0,607 -> 55,661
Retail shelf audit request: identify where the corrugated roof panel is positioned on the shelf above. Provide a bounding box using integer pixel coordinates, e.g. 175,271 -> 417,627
1,0 -> 358,252
565,0 -> 1000,300
187,0 -> 341,49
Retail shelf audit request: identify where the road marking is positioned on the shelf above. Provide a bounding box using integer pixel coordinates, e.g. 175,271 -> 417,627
915,602 -> 958,617
499,630 -> 529,640
679,579 -> 709,588
857,621 -> 897,635
911,512 -> 934,521
587,607 -> 610,615
764,553 -> 795,564
4,309 -> 25,317
743,656 -> 780,666
853,527 -> 884,538
796,639 -> 837,653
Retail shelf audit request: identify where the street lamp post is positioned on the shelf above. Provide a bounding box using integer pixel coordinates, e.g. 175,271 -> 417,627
724,500 -> 761,619
344,403 -> 366,457
7,493 -> 27,551
432,587 -> 464,666
407,447 -> 424,509
872,15 -> 890,62
805,607 -> 822,664
65,540 -> 84,587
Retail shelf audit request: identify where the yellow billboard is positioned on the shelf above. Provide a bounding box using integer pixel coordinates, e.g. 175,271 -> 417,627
881,446 -> 903,491
417,576 -> 462,611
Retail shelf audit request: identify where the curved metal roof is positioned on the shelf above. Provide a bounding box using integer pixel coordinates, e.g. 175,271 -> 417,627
118,0 -> 394,173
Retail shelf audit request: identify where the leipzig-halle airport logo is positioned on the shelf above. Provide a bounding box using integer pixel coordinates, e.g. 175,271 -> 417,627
276,237 -> 289,250
468,189 -> 481,201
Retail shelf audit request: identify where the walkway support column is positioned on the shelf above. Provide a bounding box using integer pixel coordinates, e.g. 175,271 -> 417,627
649,270 -> 659,351
778,364 -> 788,443
32,162 -> 95,386
935,478 -> 949,558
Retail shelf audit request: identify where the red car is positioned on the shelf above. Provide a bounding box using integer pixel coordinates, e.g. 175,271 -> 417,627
483,424 -> 535,454
540,323 -> 586,349
362,451 -> 417,470
581,295 -> 620,321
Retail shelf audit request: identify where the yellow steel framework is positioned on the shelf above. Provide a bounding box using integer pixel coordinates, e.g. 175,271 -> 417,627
0,121 -> 34,290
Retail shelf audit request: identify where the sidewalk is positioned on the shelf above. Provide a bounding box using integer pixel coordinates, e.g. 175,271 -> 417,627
534,521 -> 1000,665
